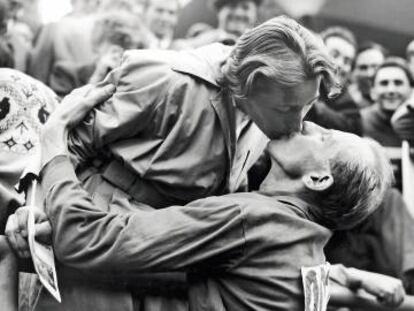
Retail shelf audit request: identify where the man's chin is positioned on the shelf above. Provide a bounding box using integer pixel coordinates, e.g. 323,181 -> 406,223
381,101 -> 403,112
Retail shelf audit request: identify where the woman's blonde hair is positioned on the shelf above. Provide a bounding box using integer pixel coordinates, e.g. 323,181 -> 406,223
222,16 -> 339,100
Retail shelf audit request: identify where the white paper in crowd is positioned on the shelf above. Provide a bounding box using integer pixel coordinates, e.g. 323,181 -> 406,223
302,263 -> 330,311
27,180 -> 61,303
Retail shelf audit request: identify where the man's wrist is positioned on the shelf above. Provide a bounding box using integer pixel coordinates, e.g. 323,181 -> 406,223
40,124 -> 68,167
346,267 -> 363,290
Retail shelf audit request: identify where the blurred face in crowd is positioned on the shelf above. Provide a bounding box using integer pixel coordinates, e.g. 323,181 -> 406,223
237,76 -> 320,139
371,66 -> 412,112
217,1 -> 258,37
324,36 -> 356,87
353,48 -> 385,97
144,0 -> 179,39
8,0 -> 23,20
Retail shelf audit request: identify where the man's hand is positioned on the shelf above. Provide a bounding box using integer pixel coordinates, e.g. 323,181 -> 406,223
357,269 -> 406,308
5,206 -> 52,259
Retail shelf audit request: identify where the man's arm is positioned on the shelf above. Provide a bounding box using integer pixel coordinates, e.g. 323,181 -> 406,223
41,155 -> 245,275
330,281 -> 414,311
330,264 -> 405,308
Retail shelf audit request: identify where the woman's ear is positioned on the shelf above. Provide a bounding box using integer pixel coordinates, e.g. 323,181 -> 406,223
302,171 -> 333,191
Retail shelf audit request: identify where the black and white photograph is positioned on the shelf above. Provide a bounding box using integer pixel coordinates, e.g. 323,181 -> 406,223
0,0 -> 414,310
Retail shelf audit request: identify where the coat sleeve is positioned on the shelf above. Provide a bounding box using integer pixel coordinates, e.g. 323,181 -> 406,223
67,51 -> 174,168
41,156 -> 245,276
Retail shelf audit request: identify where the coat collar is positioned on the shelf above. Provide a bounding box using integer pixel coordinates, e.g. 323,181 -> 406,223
272,195 -> 320,224
170,43 -> 233,88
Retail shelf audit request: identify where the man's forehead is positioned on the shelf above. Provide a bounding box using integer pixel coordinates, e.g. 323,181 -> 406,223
356,50 -> 384,64
375,66 -> 409,83
331,131 -> 375,164
326,37 -> 355,54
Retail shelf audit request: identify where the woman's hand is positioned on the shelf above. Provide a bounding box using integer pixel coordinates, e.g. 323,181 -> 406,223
48,83 -> 116,130
41,84 -> 115,166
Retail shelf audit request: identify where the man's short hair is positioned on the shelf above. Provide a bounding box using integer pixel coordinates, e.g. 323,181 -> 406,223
320,26 -> 357,50
373,56 -> 414,86
210,0 -> 263,11
221,15 -> 339,100
300,138 -> 393,230
357,41 -> 388,59
91,11 -> 149,50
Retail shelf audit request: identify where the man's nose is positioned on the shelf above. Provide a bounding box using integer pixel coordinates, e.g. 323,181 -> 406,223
232,7 -> 247,18
386,83 -> 397,93
366,67 -> 376,78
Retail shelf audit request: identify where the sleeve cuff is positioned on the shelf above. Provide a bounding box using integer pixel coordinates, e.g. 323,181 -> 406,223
40,155 -> 79,194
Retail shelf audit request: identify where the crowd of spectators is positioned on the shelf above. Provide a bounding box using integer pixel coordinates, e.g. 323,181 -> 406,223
0,0 -> 414,310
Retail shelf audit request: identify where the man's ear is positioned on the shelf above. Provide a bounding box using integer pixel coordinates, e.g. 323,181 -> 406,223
302,171 -> 333,191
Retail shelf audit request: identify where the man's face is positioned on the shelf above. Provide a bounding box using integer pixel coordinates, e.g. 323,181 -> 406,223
217,1 -> 258,37
144,0 -> 179,39
353,49 -> 385,97
324,36 -> 356,86
371,66 -> 412,112
238,77 -> 320,139
268,122 -> 374,179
